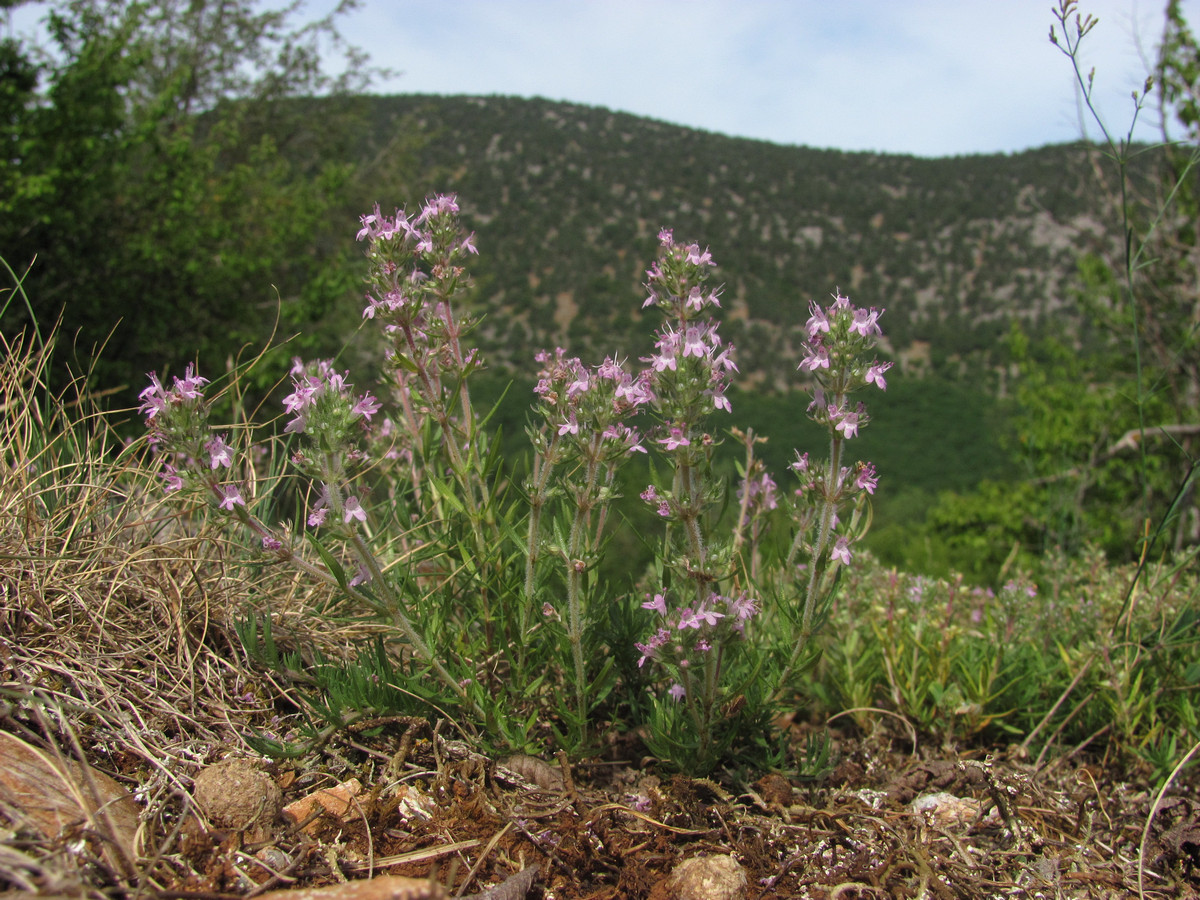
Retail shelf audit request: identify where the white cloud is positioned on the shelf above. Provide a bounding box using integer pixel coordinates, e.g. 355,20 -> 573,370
6,0 -> 1195,155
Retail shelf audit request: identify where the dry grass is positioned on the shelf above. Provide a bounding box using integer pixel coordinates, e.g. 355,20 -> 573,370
0,326 -> 329,896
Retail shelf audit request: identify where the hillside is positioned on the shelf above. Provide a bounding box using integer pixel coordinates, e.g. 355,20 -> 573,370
348,94 -> 1122,388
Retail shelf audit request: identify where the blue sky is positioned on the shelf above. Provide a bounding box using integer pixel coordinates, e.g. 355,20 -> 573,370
7,1 -> 1197,156
325,0 -> 1195,156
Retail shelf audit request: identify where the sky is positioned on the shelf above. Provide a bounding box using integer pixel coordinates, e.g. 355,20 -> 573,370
7,0 -> 1199,157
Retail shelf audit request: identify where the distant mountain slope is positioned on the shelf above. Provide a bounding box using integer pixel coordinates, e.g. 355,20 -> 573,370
353,94 -> 1119,386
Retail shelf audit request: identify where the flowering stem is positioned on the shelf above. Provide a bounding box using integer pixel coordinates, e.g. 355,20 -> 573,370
523,432 -> 559,611
675,459 -> 708,581
731,439 -> 756,559
345,530 -> 481,718
804,430 -> 843,635
564,435 -> 603,745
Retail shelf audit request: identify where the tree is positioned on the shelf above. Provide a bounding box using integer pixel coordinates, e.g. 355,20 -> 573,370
1,0 -> 411,401
1038,1 -> 1200,557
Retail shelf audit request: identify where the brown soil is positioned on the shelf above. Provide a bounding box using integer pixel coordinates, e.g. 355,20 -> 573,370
4,678 -> 1200,899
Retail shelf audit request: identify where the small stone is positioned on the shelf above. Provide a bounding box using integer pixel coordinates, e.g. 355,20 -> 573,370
912,790 -> 983,829
754,773 -> 794,806
255,874 -> 443,900
255,846 -> 293,872
665,854 -> 747,900
282,778 -> 364,836
192,759 -> 282,840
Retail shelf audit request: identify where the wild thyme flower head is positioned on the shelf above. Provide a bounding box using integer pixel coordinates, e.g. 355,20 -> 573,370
139,363 -> 210,444
640,231 -> 738,438
643,228 -> 721,317
359,196 -> 483,414
140,365 -> 218,485
358,194 -> 478,328
636,589 -> 759,669
797,293 -> 893,442
283,358 -> 380,463
532,348 -> 650,459
139,365 -> 251,507
799,293 -> 893,396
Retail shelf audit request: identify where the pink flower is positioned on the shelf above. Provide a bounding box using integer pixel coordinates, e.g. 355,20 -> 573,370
283,378 -> 319,413
172,364 -> 209,400
799,344 -> 830,372
658,428 -> 690,451
353,394 -> 382,419
685,244 -> 713,267
566,370 -> 590,397
729,592 -> 759,621
694,599 -> 725,626
139,373 -> 168,420
262,535 -> 282,551
849,307 -> 882,337
159,463 -> 184,492
326,370 -> 349,394
635,627 -> 671,667
835,410 -> 859,439
615,376 -> 652,407
667,683 -> 686,701
831,536 -> 852,565
712,346 -> 738,373
218,485 -> 245,511
597,357 -> 623,380
307,506 -> 328,527
343,496 -> 367,524
649,350 -> 677,373
855,463 -> 878,494
558,414 -> 579,437
682,326 -> 707,358
865,361 -> 892,390
806,304 -> 830,337
641,593 -> 668,615
205,435 -> 234,470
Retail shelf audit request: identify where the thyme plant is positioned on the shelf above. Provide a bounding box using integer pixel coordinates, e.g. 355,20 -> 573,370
140,195 -> 892,771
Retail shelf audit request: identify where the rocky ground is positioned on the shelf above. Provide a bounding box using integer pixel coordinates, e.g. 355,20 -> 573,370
3,692 -> 1199,900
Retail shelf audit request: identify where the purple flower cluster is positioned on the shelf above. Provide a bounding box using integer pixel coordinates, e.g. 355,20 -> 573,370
797,293 -> 892,438
640,229 -> 737,436
786,455 -> 881,565
283,358 -> 381,436
635,588 -> 760,699
356,194 -> 489,487
779,292 -> 893,582
737,472 -> 779,515
532,347 -> 652,458
139,363 -> 208,425
358,195 -> 480,385
139,364 -> 247,505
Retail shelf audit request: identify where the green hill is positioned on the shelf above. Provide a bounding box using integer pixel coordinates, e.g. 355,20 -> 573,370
346,93 -> 1121,388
